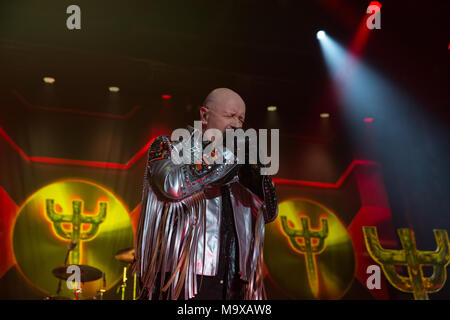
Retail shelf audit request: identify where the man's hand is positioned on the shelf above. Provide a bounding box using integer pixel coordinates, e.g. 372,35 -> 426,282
238,163 -> 264,199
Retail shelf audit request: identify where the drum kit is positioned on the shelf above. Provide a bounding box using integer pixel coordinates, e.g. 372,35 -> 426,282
45,246 -> 137,300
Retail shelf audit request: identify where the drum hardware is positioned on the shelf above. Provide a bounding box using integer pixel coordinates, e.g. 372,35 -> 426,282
114,247 -> 137,300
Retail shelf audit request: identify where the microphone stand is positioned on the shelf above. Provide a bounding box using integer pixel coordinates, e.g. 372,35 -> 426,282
97,273 -> 106,300
56,241 -> 77,296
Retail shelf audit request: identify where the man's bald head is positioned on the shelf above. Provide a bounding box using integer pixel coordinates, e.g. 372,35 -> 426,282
200,88 -> 246,137
203,88 -> 246,111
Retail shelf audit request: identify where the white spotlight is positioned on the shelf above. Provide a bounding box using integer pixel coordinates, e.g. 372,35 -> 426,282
109,86 -> 120,93
267,106 -> 277,112
43,77 -> 55,84
320,113 -> 330,118
316,30 -> 326,40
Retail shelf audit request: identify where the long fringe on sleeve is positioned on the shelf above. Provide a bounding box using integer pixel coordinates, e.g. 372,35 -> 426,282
132,175 -> 207,300
244,207 -> 267,300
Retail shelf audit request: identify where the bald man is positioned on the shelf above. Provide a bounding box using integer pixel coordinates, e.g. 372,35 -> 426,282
200,88 -> 246,138
133,88 -> 278,300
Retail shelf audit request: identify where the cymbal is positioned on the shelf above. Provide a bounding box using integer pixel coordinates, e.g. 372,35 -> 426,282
114,247 -> 135,264
52,264 -> 103,282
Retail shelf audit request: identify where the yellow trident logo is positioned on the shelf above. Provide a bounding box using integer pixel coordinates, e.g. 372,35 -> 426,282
280,215 -> 328,297
13,179 -> 134,298
46,199 -> 107,265
363,226 -> 450,300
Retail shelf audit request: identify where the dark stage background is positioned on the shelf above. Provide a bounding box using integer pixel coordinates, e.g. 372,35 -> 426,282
0,0 -> 449,300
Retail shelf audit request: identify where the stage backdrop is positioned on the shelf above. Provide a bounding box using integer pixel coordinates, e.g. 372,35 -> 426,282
0,86 -> 446,300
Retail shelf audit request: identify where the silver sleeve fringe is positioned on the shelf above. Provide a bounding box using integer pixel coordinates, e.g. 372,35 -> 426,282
133,175 -> 208,300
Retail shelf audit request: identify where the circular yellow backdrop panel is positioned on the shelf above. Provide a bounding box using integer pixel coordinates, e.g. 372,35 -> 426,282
13,179 -> 134,299
264,198 -> 355,299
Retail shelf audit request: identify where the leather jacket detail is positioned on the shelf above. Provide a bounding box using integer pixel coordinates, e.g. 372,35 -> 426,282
133,127 -> 278,300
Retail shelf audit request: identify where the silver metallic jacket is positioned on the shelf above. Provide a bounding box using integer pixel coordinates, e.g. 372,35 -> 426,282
133,127 -> 278,300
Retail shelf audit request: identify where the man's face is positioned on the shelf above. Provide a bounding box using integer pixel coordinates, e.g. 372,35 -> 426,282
201,101 -> 246,137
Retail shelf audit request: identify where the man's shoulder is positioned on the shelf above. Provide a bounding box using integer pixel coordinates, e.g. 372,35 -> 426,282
147,135 -> 173,162
151,134 -> 171,146
148,133 -> 190,162
150,133 -> 188,150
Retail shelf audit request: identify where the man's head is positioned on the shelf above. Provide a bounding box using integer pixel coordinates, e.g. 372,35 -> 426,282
200,88 -> 246,140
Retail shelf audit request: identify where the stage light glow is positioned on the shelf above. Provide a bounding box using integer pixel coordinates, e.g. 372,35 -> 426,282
317,33 -> 353,79
267,106 -> 277,112
109,86 -> 120,93
162,94 -> 172,99
316,30 -> 326,40
318,31 -> 430,180
43,77 -> 55,84
320,113 -> 330,118
318,31 -> 419,122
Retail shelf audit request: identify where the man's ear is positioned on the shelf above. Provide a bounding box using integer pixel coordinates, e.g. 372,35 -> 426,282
199,106 -> 208,126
